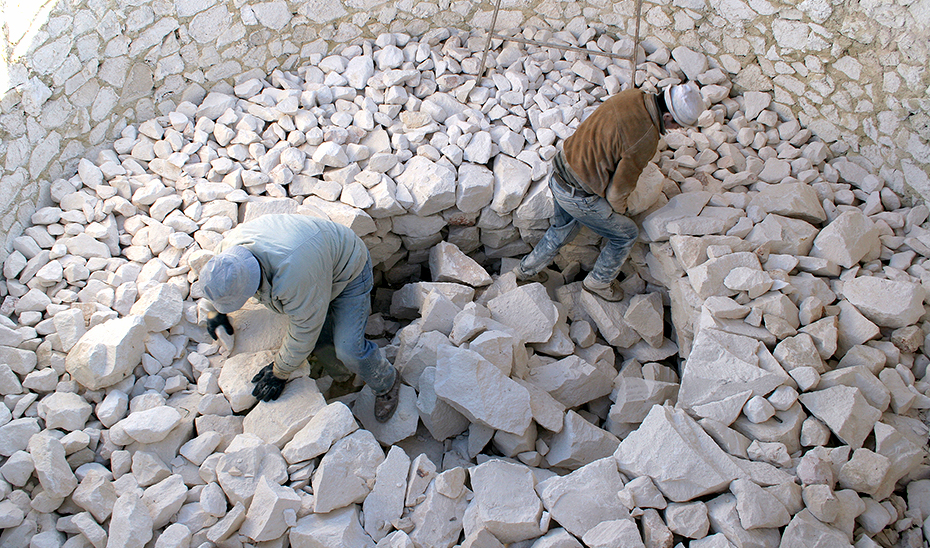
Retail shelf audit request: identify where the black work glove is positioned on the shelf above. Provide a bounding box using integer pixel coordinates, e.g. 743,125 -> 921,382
206,311 -> 234,340
251,364 -> 286,402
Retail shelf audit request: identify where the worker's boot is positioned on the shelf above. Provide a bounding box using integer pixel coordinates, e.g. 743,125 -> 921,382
583,275 -> 624,302
513,265 -> 548,284
374,375 -> 401,423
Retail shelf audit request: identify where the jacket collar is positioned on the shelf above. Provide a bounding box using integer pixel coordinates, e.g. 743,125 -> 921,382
645,92 -> 666,135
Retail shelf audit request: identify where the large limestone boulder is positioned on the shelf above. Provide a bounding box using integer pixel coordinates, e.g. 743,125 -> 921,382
65,316 -> 147,390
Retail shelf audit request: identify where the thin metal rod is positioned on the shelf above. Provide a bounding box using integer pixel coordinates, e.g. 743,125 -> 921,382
490,33 -> 632,61
476,0 -> 504,79
631,0 -> 644,86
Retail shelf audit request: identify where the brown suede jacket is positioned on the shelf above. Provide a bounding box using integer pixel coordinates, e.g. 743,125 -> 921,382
561,89 -> 663,214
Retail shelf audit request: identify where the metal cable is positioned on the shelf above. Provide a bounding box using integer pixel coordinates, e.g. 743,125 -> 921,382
476,0 -> 504,79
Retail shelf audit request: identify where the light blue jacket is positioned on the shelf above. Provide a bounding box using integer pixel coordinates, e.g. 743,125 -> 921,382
216,214 -> 370,376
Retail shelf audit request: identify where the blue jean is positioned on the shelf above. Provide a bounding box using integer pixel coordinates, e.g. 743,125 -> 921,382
316,258 -> 396,394
520,172 -> 639,285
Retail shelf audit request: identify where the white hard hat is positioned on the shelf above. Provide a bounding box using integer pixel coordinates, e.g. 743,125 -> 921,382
664,83 -> 704,127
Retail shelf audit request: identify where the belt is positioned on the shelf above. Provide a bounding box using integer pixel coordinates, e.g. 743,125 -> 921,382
553,151 -> 594,196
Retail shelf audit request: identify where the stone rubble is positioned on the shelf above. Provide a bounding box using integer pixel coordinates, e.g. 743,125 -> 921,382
0,23 -> 929,548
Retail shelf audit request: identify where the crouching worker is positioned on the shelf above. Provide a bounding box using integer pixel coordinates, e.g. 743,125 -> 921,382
515,83 -> 704,301
199,214 -> 401,422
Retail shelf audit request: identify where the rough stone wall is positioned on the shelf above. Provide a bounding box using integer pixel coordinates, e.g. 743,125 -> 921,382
0,0 -> 928,263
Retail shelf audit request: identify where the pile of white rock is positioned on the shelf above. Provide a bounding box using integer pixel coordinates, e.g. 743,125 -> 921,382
1,23 -> 929,548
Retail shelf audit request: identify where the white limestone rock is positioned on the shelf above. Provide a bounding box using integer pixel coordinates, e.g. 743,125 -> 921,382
614,405 -> 745,502
536,457 -> 628,538
217,350 -> 276,412
108,490 -> 155,548
434,345 -> 533,435
490,155 -> 533,215
416,366 -> 470,441
117,405 -> 182,444
487,283 -> 558,344
428,241 -> 492,287
363,445 -> 410,542
810,210 -> 880,268
290,504 -> 374,548
841,277 -> 926,328
665,501 -> 710,539
395,156 -> 457,216
798,385 -> 882,449
142,474 -> 188,529
779,509 -> 852,548
678,329 -> 786,414
243,376 -> 327,447
281,401 -> 358,464
65,316 -> 147,390
729,478 -> 790,530
312,429 -> 384,514
526,355 -> 614,409
409,467 -> 471,548
129,283 -> 183,331
239,475 -> 301,542
28,433 -> 77,499
215,440 -> 288,507
38,392 -> 92,432
546,410 -> 621,470
467,459 -> 545,543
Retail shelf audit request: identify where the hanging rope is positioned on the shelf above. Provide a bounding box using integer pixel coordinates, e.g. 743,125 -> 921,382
631,0 -> 645,88
476,0 -> 504,79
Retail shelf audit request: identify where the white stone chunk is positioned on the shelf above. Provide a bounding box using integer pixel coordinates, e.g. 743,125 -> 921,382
798,385 -> 882,449
353,384 -> 419,446
38,392 -> 92,431
705,493 -> 781,548
53,308 -> 86,352
678,329 -> 786,413
142,474 -> 188,528
243,376 -> 326,447
118,405 -> 182,444
490,155 -> 533,215
312,429 -> 384,514
217,350 -> 276,412
240,475 -> 301,542
536,457 -> 628,538
581,518 -> 644,548
526,355 -> 613,409
395,156 -> 457,216
408,467 -> 470,548
729,478 -> 790,529
842,276 -> 925,328
428,241 -> 492,287
416,366 -> 470,441
810,210 -> 880,268
290,505 -> 374,548
468,459 -> 544,543
282,401 -> 358,463
614,405 -> 744,502
108,490 -> 155,548
665,501 -> 710,538
216,440 -> 288,507
66,316 -> 147,390
546,410 -> 620,470
434,345 -> 532,435
779,509 -> 852,547
28,432 -> 77,498
642,191 -> 712,242
363,445 -> 410,542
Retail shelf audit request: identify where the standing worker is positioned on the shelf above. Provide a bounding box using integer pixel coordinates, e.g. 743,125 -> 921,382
200,214 -> 401,422
515,83 -> 705,301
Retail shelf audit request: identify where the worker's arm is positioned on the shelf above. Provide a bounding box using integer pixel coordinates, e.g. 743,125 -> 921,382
606,127 -> 657,214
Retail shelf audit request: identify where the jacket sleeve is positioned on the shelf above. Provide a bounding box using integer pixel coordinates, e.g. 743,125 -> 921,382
606,127 -> 657,214
271,260 -> 331,378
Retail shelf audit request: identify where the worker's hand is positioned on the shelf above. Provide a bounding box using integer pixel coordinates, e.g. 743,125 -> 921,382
251,364 -> 286,402
206,311 -> 235,351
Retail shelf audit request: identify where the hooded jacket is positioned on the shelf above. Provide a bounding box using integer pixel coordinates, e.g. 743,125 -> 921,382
215,214 -> 370,377
561,89 -> 663,214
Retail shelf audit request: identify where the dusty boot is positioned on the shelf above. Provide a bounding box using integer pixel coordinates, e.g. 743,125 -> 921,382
583,276 -> 624,302
513,266 -> 548,284
374,376 -> 401,423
